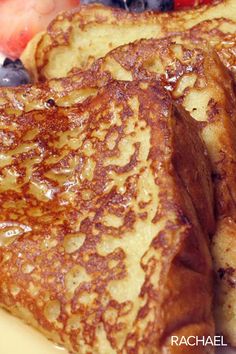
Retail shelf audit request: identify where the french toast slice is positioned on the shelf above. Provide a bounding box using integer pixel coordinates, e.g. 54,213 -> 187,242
0,80 -> 214,353
3,38 -> 235,219
81,39 -> 236,346
79,38 -> 236,216
6,37 -> 236,345
3,30 -> 236,113
21,1 -> 236,80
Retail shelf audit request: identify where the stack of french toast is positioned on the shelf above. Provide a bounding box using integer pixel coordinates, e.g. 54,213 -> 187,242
0,0 -> 236,353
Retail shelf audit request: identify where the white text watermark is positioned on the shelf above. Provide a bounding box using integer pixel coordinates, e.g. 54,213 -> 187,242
171,335 -> 227,347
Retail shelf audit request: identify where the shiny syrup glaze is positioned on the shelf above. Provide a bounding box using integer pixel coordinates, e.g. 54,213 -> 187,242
0,80 -> 214,353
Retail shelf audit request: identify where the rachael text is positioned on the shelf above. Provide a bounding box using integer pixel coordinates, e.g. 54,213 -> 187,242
171,335 -> 227,347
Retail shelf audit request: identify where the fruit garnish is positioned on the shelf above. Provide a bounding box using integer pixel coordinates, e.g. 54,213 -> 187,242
0,0 -> 80,58
0,58 -> 31,87
80,0 -> 174,11
174,0 -> 212,9
80,0 -> 212,12
146,0 -> 173,11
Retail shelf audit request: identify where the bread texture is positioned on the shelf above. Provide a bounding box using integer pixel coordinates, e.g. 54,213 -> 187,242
65,39 -> 236,346
0,80 -> 214,353
6,34 -> 236,345
2,38 -> 235,220
20,1 -> 236,81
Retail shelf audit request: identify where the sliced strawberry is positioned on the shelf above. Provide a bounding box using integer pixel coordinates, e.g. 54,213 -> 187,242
0,0 -> 79,58
174,0 -> 213,9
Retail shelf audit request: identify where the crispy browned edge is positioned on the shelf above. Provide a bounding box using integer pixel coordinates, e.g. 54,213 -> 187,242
0,80 -> 214,353
29,1 -> 236,81
1,48 -> 217,236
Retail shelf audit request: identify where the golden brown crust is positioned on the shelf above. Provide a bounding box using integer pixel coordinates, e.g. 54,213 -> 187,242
9,34 -> 236,347
3,37 -> 230,224
3,37 -> 236,223
21,1 -> 236,81
168,19 -> 236,83
0,81 -> 214,353
91,38 -> 236,217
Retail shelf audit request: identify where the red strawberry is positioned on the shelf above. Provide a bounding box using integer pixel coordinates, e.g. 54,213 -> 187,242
0,0 -> 79,58
174,0 -> 212,9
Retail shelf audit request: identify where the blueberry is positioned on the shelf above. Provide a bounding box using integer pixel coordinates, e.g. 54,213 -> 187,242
145,0 -> 174,11
0,58 -> 31,87
126,0 -> 146,12
80,0 -> 174,11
